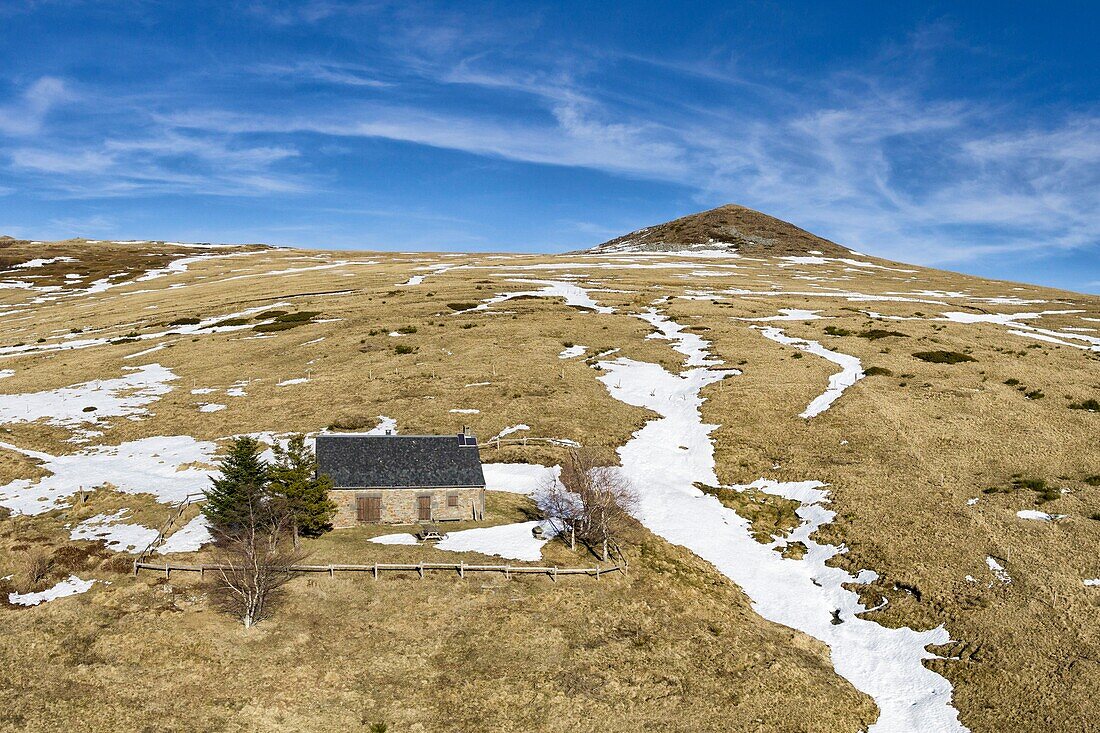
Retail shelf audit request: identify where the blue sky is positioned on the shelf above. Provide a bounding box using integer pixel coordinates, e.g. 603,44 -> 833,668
0,1 -> 1097,292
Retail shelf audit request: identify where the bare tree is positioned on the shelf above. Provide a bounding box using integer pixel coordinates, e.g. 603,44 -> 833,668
539,469 -> 583,551
541,448 -> 638,561
208,497 -> 304,628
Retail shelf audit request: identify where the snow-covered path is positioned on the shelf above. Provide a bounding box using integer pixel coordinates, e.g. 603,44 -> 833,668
753,326 -> 865,418
595,313 -> 966,733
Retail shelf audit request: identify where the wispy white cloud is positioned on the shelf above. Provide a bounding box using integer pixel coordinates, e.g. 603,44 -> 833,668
0,12 -> 1096,276
7,130 -> 307,197
251,60 -> 391,88
0,77 -> 73,136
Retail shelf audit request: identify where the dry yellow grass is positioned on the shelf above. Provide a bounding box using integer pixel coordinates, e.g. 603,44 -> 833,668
1,239 -> 1099,731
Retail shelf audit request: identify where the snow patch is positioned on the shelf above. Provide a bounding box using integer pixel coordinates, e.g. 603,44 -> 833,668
8,575 -> 95,606
482,462 -> 560,495
0,363 -> 176,433
0,435 -> 218,515
754,327 -> 864,418
1016,509 -> 1065,521
436,520 -> 557,561
370,533 -> 419,545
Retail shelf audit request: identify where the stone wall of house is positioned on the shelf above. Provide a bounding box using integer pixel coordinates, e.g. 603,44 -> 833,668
331,487 -> 485,527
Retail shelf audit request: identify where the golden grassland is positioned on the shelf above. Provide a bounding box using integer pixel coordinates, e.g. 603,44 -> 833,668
1,239 -> 1099,731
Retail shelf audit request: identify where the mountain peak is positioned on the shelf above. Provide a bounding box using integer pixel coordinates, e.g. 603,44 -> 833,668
589,204 -> 852,256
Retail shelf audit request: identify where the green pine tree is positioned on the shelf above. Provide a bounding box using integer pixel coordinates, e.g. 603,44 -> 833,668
202,436 -> 271,533
268,434 -> 336,543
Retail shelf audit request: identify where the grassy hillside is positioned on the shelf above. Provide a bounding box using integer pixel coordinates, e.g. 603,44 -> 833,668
1,237 -> 1099,731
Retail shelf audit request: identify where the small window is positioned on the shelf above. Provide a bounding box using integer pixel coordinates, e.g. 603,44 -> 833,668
447,493 -> 459,507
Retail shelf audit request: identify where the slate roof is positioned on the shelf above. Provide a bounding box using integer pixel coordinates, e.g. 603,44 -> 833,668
316,433 -> 485,489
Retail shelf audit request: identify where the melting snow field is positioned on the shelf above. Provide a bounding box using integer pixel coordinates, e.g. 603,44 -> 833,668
156,515 -> 214,553
482,462 -> 560,494
734,308 -> 826,322
594,309 -> 965,732
558,344 -> 587,358
455,279 -> 613,314
0,435 -> 218,515
753,326 -> 865,418
0,363 -> 177,432
71,511 -> 159,552
939,311 -> 1100,352
435,520 -> 556,561
8,575 -> 95,606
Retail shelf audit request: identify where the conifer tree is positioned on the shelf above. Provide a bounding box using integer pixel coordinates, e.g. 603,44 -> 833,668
268,434 -> 336,544
203,436 -> 271,533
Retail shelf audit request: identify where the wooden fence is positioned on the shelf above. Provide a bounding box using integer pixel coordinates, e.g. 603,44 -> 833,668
482,436 -> 579,450
133,492 -> 206,567
134,560 -> 623,581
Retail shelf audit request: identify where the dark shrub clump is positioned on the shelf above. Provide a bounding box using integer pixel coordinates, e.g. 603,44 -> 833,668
913,351 -> 976,364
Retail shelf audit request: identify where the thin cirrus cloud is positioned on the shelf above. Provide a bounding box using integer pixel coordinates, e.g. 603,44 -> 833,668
155,68 -> 1099,267
0,4 -> 1096,288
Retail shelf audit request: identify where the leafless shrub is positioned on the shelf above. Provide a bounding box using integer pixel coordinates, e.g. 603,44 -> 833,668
207,498 -> 305,628
15,548 -> 52,593
540,448 -> 638,561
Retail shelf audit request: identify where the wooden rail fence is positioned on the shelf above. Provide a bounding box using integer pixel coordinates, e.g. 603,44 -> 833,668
134,560 -> 623,581
133,492 -> 206,568
482,436 -> 579,450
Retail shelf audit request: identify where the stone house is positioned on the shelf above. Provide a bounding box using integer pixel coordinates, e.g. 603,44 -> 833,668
315,430 -> 486,527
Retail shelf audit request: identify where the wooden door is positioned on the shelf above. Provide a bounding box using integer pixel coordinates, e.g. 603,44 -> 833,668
417,495 -> 432,521
357,496 -> 381,522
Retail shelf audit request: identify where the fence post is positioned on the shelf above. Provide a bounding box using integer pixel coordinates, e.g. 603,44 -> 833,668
164,562 -> 170,580
329,565 -> 334,578
417,563 -> 424,580
372,564 -> 378,580
595,565 -> 600,580
459,562 -> 464,579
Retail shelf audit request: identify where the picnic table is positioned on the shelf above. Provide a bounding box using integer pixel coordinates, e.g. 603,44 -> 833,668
416,524 -> 446,542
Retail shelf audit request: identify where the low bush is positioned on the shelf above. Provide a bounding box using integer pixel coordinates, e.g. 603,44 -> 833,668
256,309 -> 288,319
913,350 -> 976,364
1025,390 -> 1044,400
1084,475 -> 1100,486
394,344 -> 417,355
275,311 -> 320,323
15,549 -> 52,594
213,317 -> 251,327
167,317 -> 200,326
1069,398 -> 1100,411
859,329 -> 907,340
396,325 -> 418,334
824,326 -> 852,336
1004,378 -> 1021,386
447,302 -> 478,311
864,366 -> 893,377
